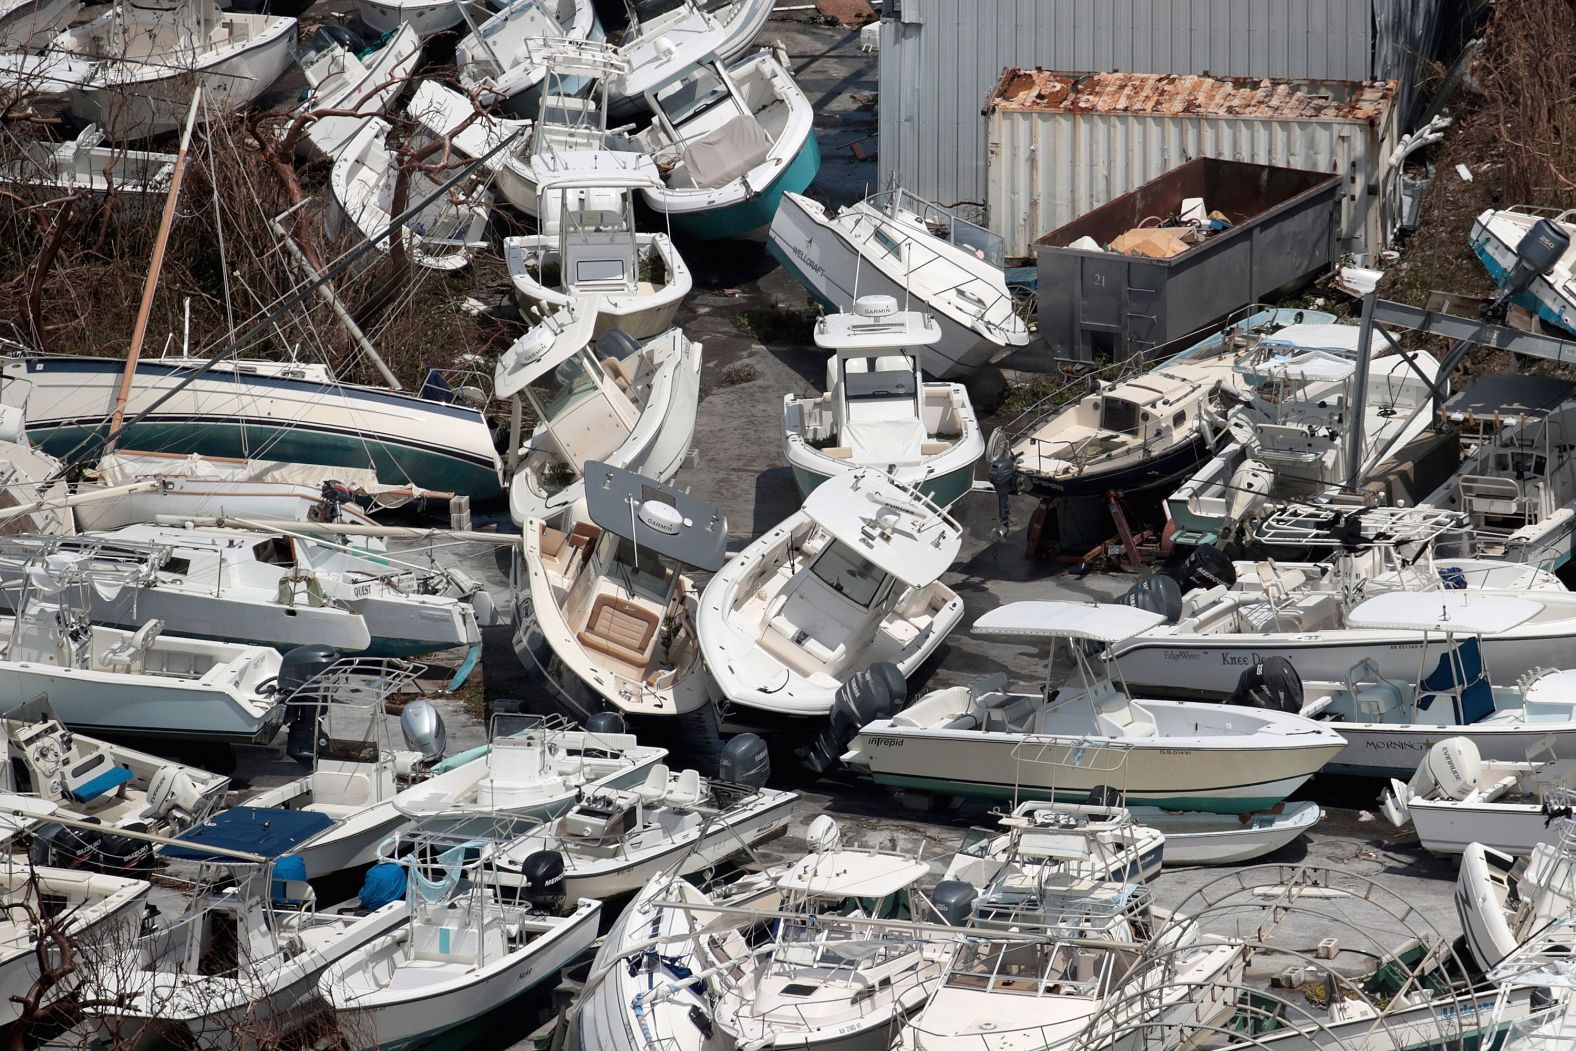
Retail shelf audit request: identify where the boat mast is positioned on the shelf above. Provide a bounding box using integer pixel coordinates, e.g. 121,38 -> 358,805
105,88 -> 203,454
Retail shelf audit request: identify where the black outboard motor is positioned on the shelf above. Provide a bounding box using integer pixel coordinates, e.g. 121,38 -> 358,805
30,820 -> 153,875
280,644 -> 339,767
803,662 -> 907,775
585,711 -> 626,736
1225,656 -> 1304,713
1117,574 -> 1183,624
1485,217 -> 1573,320
518,850 -> 566,915
930,881 -> 978,927
89,824 -> 155,877
989,451 -> 1016,537
1177,546 -> 1237,593
718,733 -> 770,788
1085,785 -> 1124,808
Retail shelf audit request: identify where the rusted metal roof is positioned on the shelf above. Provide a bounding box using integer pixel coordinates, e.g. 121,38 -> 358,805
984,69 -> 1395,123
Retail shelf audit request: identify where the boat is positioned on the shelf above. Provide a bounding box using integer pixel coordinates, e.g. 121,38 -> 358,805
783,296 -> 984,508
0,415 -> 72,536
699,469 -> 965,722
318,827 -> 603,1051
496,305 -> 701,525
622,48 -> 818,240
1470,206 -> 1576,338
17,0 -> 295,140
83,808 -> 409,1049
609,0 -> 775,114
0,123 -> 175,194
1130,801 -> 1320,866
356,0 -> 477,38
942,799 -> 1166,889
1481,920 -> 1576,1051
328,115 -> 493,272
1457,787 -> 1576,970
286,24 -> 422,161
390,712 -> 668,835
455,0 -> 602,117
841,601 -> 1347,812
489,765 -> 795,899
514,461 -> 725,717
767,189 -> 1029,378
503,167 -> 692,340
1381,736 -> 1576,856
0,353 -> 506,500
0,0 -> 77,49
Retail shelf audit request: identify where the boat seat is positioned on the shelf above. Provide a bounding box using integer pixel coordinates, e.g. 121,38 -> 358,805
634,763 -> 671,803
540,526 -> 568,559
679,114 -> 772,190
1095,699 -> 1156,738
602,356 -> 635,394
578,596 -> 660,666
64,750 -> 134,804
102,618 -> 164,673
567,522 -> 602,568
664,768 -> 703,808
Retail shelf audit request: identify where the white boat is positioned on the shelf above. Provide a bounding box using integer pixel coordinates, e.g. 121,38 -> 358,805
515,462 -> 725,717
356,0 -> 478,38
490,766 -> 795,899
0,0 -> 76,49
768,190 -> 1029,378
0,353 -> 506,499
1482,921 -> 1576,1051
391,713 -> 668,834
842,601 -> 1347,812
0,416 -> 72,536
1131,801 -> 1320,866
610,0 -> 774,113
1470,206 -> 1576,338
699,469 -> 965,720
504,167 -> 692,340
1457,788 -> 1576,970
19,0 -> 294,140
329,115 -> 493,272
623,49 -> 819,240
1381,736 -> 1576,856
497,305 -> 701,525
287,24 -> 422,161
455,0 -> 601,116
84,811 -> 408,1049
943,799 -> 1166,889
0,123 -> 175,193
784,296 -> 984,509
319,827 -> 602,1051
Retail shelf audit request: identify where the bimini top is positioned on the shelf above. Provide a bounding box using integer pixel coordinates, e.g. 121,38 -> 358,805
777,849 -> 931,899
1260,322 -> 1364,354
972,601 -> 1167,643
1247,349 -> 1358,384
584,460 -> 728,571
161,806 -> 332,862
802,469 -> 961,588
493,306 -> 601,399
1346,591 -> 1543,635
814,296 -> 943,352
530,150 -> 663,192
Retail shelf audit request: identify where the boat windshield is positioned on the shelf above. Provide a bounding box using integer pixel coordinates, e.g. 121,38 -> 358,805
1099,397 -> 1140,435
528,350 -> 603,420
657,64 -> 729,125
610,536 -> 677,599
842,357 -> 918,403
809,541 -> 890,608
945,940 -> 1115,999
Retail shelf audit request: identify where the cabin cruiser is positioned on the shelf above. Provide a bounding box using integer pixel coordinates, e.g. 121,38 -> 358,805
1470,206 -> 1576,338
286,24 -> 420,161
497,305 -> 701,525
783,297 -> 984,508
843,602 -> 1345,813
515,462 -> 724,717
455,0 -> 602,116
699,469 -> 964,721
769,190 -> 1029,378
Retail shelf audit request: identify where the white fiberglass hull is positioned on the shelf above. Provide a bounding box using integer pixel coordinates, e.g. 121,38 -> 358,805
356,0 -> 467,35
504,235 -> 693,342
1314,718 -> 1576,777
1405,797 -> 1561,856
1456,843 -> 1518,971
293,24 -> 422,161
1134,801 -> 1321,866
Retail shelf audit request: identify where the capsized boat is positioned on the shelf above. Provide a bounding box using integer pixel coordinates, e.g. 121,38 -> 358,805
700,469 -> 965,722
455,0 -> 602,116
1470,206 -> 1576,338
842,601 -> 1346,813
515,461 -> 724,717
497,304 -> 701,524
319,827 -> 602,1051
768,189 -> 1029,378
623,48 -> 818,240
1457,788 -> 1576,970
784,296 -> 984,508
287,24 -> 422,161
609,0 -> 775,113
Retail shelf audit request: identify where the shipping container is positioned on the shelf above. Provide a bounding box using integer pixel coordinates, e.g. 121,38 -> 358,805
984,69 -> 1398,259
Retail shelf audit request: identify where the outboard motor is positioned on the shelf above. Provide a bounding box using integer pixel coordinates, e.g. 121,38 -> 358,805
147,765 -> 209,825
400,699 -> 447,762
802,662 -> 907,775
280,644 -> 339,766
1084,785 -> 1124,808
1485,217 -> 1573,320
1117,574 -> 1183,624
931,880 -> 978,927
585,711 -> 627,737
517,850 -> 566,915
315,479 -> 354,523
718,733 -> 771,788
1225,657 -> 1303,713
29,820 -> 150,875
1178,546 -> 1237,593
90,824 -> 155,877
989,447 -> 1016,537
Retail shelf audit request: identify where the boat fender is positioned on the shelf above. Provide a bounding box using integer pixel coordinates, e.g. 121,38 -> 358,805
1225,657 -> 1303,712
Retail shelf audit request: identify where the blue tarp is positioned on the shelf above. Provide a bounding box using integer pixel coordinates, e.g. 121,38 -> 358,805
161,806 -> 334,862
359,862 -> 407,910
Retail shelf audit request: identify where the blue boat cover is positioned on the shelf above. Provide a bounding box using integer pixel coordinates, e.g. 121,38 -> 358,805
161,806 -> 334,862
359,862 -> 407,910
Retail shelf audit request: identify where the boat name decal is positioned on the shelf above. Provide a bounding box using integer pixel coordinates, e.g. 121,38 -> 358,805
1161,650 -> 1202,661
865,736 -> 905,748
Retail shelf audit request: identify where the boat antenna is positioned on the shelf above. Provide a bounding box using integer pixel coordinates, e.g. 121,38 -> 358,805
851,181 -> 868,301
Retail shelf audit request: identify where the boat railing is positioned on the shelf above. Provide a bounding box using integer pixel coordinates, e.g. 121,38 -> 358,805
865,189 -> 1006,268
1008,736 -> 1134,801
1496,203 -> 1576,226
282,656 -> 427,712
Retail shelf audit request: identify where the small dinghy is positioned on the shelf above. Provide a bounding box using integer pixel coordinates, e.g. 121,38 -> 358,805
610,0 -> 775,113
1457,789 -> 1576,970
784,296 -> 984,508
1126,800 -> 1320,866
455,0 -> 602,116
497,305 -> 701,525
287,24 -> 422,161
516,462 -> 725,718
943,799 -> 1165,888
1470,206 -> 1576,338
1381,736 -> 1576,856
319,828 -> 602,1051
700,469 -> 965,726
504,166 -> 692,340
623,48 -> 818,239
769,190 -> 1029,378
843,601 -> 1346,813
491,765 -> 795,899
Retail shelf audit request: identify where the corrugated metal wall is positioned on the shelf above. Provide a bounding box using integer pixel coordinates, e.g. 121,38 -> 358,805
878,0 -> 1443,211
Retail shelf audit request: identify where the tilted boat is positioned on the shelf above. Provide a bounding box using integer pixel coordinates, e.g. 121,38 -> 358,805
699,469 -> 965,721
515,461 -> 725,717
769,190 -> 1029,378
1129,801 -> 1320,866
943,799 -> 1166,889
1457,787 -> 1576,970
1470,206 -> 1576,338
356,0 -> 475,38
287,24 -> 422,161
0,0 -> 76,49
455,0 -> 602,116
497,305 -> 701,524
784,296 -> 984,508
609,0 -> 775,113
842,601 -> 1346,812
0,123 -> 175,194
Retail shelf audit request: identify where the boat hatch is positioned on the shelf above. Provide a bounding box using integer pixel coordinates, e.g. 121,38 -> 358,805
801,470 -> 961,587
1345,592 -> 1542,634
583,460 -> 727,570
972,601 -> 1166,644
815,310 -> 943,351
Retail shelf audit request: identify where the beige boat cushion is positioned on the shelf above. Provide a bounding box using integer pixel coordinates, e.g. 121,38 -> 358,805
682,115 -> 773,189
579,595 -> 660,665
540,526 -> 567,558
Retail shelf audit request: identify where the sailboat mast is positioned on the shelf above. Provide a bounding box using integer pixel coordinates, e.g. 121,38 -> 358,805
105,87 -> 203,452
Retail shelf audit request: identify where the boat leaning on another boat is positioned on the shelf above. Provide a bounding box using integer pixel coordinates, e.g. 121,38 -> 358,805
454,0 -> 602,117
287,23 -> 422,161
609,0 -> 775,115
1470,205 -> 1576,338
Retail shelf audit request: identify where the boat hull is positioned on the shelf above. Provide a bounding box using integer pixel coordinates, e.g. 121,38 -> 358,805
1456,843 -> 1518,971
654,129 -> 820,241
1471,211 -> 1576,338
1016,430 -> 1212,500
356,0 -> 463,35
1136,801 -> 1321,865
1407,797 -> 1562,856
1319,720 -> 1576,777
